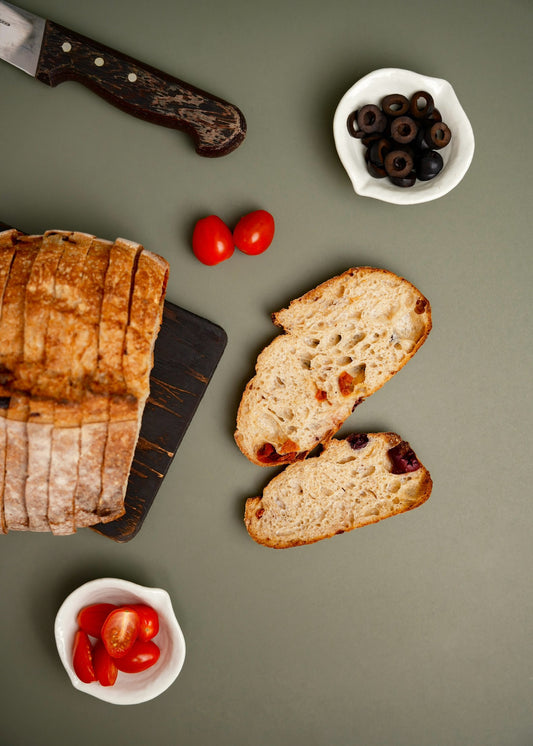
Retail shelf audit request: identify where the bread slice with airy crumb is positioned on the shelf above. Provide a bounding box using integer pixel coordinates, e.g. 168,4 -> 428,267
235,268 -> 431,466
244,432 -> 432,548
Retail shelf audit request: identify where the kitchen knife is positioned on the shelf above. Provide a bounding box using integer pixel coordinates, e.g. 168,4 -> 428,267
0,1 -> 246,157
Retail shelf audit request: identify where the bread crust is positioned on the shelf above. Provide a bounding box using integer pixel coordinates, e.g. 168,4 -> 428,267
235,267 -> 431,466
244,432 -> 432,548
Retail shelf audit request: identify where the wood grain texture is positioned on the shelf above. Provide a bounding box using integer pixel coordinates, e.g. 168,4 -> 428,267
35,21 -> 246,157
91,300 -> 227,542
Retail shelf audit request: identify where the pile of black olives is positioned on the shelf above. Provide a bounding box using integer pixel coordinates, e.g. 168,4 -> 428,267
347,91 -> 452,187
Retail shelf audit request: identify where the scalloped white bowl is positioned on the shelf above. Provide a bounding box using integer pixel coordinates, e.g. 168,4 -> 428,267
55,578 -> 186,705
333,68 -> 475,205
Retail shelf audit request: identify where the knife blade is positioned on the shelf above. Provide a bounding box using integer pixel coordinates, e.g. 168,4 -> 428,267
0,1 -> 246,157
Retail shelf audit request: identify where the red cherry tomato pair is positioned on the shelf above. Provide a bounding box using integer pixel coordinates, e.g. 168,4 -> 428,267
72,603 -> 160,687
192,209 -> 275,266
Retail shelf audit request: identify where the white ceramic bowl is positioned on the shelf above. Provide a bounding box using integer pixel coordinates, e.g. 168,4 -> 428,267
55,578 -> 186,705
333,68 -> 475,204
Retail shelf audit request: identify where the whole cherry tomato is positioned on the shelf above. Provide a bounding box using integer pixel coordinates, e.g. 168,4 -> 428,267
192,215 -> 234,266
101,608 -> 140,658
72,629 -> 96,684
93,639 -> 118,687
114,640 -> 161,674
77,603 -> 117,638
125,604 -> 159,642
233,210 -> 275,255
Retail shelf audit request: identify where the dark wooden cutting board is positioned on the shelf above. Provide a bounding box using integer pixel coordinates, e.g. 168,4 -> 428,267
0,224 -> 226,541
91,300 -> 227,542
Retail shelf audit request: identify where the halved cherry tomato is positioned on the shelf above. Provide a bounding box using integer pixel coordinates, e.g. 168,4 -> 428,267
125,604 -> 159,642
114,640 -> 161,674
101,608 -> 140,658
233,210 -> 275,256
77,603 -> 117,638
93,639 -> 118,687
72,629 -> 96,684
192,215 -> 234,266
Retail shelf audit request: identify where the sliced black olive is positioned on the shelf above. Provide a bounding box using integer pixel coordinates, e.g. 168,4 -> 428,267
366,159 -> 387,178
361,132 -> 382,147
424,108 -> 442,123
416,150 -> 444,180
347,110 -> 361,138
409,90 -> 434,119
389,171 -> 417,188
424,121 -> 452,149
357,104 -> 388,134
384,149 -> 414,179
390,116 -> 418,144
381,93 -> 409,117
414,126 -> 431,151
368,138 -> 392,167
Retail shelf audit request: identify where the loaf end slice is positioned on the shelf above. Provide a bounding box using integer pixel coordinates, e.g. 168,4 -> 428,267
244,432 -> 432,548
235,267 -> 431,466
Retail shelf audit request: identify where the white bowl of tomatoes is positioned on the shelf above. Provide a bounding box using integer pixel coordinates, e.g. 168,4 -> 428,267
54,578 -> 186,705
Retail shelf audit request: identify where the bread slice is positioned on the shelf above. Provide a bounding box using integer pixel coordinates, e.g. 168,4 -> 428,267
22,232 -> 69,532
37,233 -> 92,535
98,247 -> 169,523
3,393 -> 30,530
244,432 -> 432,548
0,236 -> 40,530
235,268 -> 431,466
38,231 -> 93,397
94,237 -> 142,523
16,231 -> 67,392
48,403 -> 82,535
73,238 -> 112,527
25,397 -> 54,531
0,230 -> 18,533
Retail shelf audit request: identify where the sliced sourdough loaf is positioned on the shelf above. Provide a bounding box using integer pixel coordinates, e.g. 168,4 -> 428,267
0,228 -> 168,534
244,432 -> 432,548
235,268 -> 431,466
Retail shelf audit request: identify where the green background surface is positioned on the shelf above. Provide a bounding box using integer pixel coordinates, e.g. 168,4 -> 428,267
1,0 -> 531,744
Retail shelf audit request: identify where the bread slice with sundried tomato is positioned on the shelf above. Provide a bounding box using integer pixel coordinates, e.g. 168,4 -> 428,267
244,432 -> 432,548
234,267 -> 431,466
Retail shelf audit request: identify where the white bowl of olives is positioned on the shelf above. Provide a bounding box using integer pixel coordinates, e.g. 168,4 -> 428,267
333,68 -> 475,205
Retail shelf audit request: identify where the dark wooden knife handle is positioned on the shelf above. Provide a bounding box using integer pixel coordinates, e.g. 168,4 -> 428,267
35,21 -> 246,157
